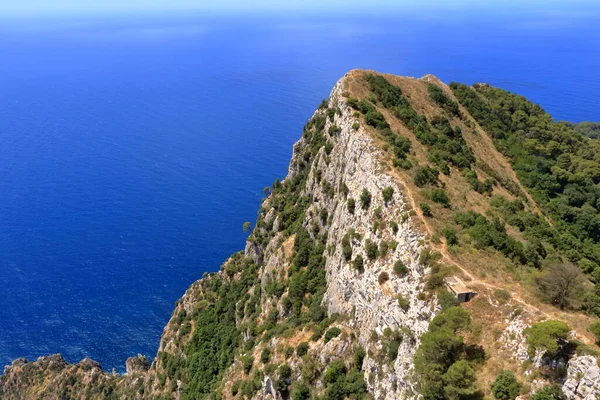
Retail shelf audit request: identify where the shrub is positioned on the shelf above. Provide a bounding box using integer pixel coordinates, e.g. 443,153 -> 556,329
430,189 -> 450,207
382,186 -> 394,203
397,295 -> 410,311
297,342 -> 309,357
366,239 -> 379,260
291,383 -> 311,400
394,260 -> 408,276
523,320 -> 570,357
589,320 -> 600,344
353,255 -> 364,273
378,271 -> 390,285
491,371 -> 522,400
531,385 -> 567,400
324,327 -> 342,343
379,241 -> 389,257
442,227 -> 458,245
360,189 -> 372,209
352,122 -> 360,130
342,234 -> 352,261
420,202 -> 432,217
260,348 -> 271,364
414,166 -> 439,187
243,221 -> 251,232
347,198 -> 356,214
242,356 -> 254,374
390,221 -> 399,234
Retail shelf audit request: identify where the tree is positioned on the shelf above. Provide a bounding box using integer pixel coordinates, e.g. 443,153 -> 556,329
360,189 -> 372,210
291,383 -> 311,400
366,239 -> 378,260
296,342 -> 309,357
589,320 -> 600,344
243,221 -> 251,233
490,371 -> 521,400
523,320 -> 570,357
531,385 -> 567,400
536,263 -> 585,309
442,360 -> 477,400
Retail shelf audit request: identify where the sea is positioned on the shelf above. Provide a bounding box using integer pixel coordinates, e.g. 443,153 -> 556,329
0,5 -> 599,371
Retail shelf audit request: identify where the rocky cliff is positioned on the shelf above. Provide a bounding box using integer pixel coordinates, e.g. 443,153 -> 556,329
2,70 -> 600,400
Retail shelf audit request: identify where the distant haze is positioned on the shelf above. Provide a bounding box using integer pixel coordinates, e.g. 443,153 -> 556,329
2,0 -> 599,17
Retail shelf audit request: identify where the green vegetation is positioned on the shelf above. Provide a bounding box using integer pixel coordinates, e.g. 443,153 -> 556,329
414,306 -> 475,400
428,84 -> 460,116
442,227 -> 458,245
394,260 -> 408,276
382,186 -> 394,203
324,327 -> 342,343
451,82 -> 600,314
360,189 -> 372,210
420,202 -> 432,217
347,198 -> 356,214
365,239 -> 378,260
353,255 -> 364,273
490,371 -> 521,400
530,385 -> 567,400
243,221 -> 251,233
588,320 -> 600,344
523,320 -> 570,358
430,188 -> 450,207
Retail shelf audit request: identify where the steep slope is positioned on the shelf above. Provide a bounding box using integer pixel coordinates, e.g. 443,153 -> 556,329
2,70 -> 600,400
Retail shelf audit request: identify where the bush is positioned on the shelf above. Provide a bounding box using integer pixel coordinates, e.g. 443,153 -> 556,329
394,260 -> 408,276
341,234 -> 352,261
353,255 -> 364,273
420,202 -> 432,217
260,348 -> 271,364
523,320 -> 570,357
366,239 -> 379,260
360,189 -> 372,209
297,342 -> 309,357
414,166 -> 439,187
378,271 -> 390,285
531,385 -> 567,400
347,198 -> 356,214
324,327 -> 342,343
382,186 -> 394,203
352,122 -> 360,130
397,295 -> 410,311
430,189 -> 450,207
291,383 -> 311,400
491,371 -> 522,400
442,227 -> 458,245
589,320 -> 600,344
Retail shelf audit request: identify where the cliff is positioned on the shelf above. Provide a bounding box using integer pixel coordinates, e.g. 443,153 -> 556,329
2,70 -> 600,400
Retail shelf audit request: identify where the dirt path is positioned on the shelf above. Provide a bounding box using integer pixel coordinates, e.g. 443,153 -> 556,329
393,174 -> 593,343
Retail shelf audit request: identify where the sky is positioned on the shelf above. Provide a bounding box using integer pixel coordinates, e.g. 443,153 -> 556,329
2,0 -> 599,17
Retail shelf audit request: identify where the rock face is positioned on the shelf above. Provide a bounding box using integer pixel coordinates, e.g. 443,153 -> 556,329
563,356 -> 600,400
289,78 -> 435,398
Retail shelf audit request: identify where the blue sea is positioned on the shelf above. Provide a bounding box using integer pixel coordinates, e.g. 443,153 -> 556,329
0,6 -> 599,371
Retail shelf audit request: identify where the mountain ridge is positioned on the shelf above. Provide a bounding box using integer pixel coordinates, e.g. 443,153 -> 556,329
2,69 -> 600,400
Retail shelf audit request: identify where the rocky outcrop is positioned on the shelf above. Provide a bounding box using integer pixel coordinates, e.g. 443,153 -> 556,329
563,356 -> 600,400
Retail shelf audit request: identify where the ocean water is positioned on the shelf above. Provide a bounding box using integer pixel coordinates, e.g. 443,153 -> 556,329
0,8 -> 599,371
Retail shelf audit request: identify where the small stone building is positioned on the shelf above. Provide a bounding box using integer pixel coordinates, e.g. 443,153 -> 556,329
444,276 -> 477,302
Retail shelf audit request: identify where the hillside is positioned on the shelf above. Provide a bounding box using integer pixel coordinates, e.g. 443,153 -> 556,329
2,70 -> 600,400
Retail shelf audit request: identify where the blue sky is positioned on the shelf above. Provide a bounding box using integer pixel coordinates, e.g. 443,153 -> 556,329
2,0 -> 598,16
